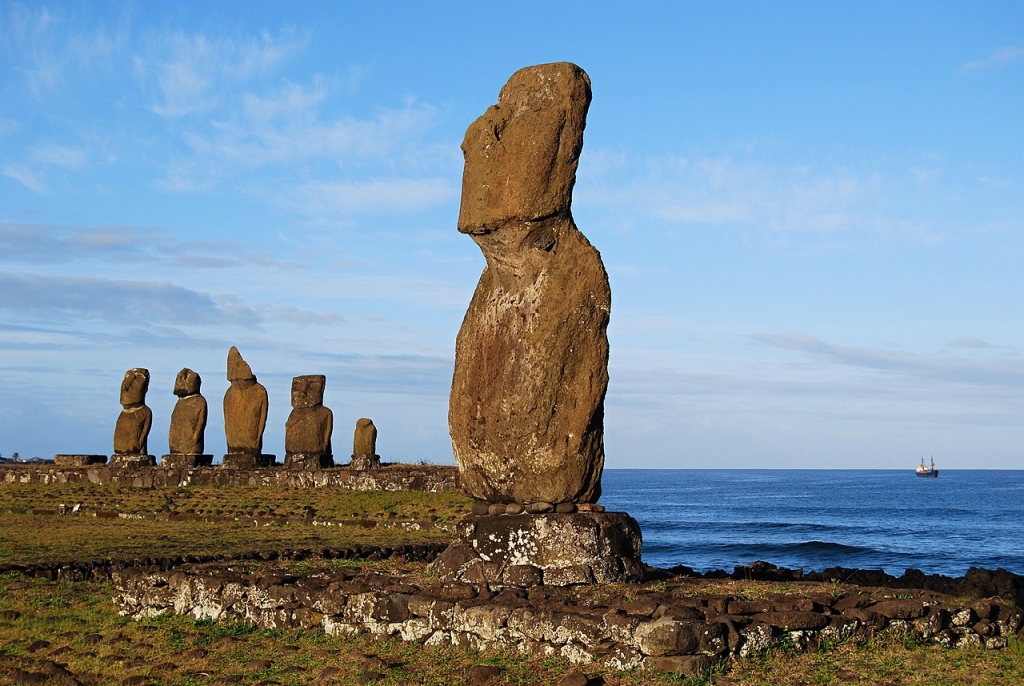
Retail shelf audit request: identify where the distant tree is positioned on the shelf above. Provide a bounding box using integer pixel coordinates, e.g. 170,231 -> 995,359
12,452 -> 19,461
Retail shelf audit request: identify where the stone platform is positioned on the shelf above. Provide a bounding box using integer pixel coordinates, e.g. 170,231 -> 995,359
222,453 -> 276,468
285,452 -> 334,470
111,561 -> 1024,674
432,512 -> 644,586
160,454 -> 213,468
53,454 -> 107,466
109,454 -> 156,468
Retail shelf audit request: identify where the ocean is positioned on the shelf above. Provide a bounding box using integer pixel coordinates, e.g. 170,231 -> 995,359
600,469 -> 1024,578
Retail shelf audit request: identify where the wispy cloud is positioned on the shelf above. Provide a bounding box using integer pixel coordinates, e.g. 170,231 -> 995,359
276,178 -> 457,217
578,154 -> 888,235
30,144 -> 87,169
139,29 -> 307,117
2,164 -> 47,193
750,333 -> 1024,390
0,272 -> 262,328
960,46 -> 1024,72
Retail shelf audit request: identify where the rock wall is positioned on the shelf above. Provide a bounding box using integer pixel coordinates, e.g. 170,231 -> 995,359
0,464 -> 458,492
113,562 -> 1023,675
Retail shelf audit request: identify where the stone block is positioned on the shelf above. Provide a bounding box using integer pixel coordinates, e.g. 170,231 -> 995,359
350,453 -> 380,471
221,454 -> 276,468
284,453 -> 334,470
160,454 -> 213,469
433,512 -> 642,586
109,454 -> 157,468
53,454 -> 107,466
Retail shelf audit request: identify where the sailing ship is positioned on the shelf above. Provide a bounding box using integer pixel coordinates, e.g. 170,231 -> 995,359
915,456 -> 938,478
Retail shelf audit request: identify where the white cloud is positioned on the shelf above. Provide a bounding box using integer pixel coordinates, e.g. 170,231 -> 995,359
750,333 -> 1024,390
142,29 -> 308,117
2,163 -> 47,193
960,46 -> 1024,72
30,144 -> 87,170
0,117 -> 19,136
278,177 -> 457,217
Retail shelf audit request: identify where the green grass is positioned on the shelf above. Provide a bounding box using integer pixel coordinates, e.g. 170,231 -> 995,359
2,481 -> 1024,685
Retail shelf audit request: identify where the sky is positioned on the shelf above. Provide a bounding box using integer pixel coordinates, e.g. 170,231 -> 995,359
1,1 -> 1022,469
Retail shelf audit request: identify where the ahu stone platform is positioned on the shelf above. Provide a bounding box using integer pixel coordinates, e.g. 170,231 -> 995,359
112,561 -> 1024,675
0,463 -> 458,492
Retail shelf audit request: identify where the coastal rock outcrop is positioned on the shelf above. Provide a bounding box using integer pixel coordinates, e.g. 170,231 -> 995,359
449,62 -> 610,506
111,368 -> 155,467
284,375 -> 334,470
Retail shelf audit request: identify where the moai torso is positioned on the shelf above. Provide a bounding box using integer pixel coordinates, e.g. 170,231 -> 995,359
449,63 -> 609,506
223,347 -> 268,455
168,368 -> 208,455
285,375 -> 333,455
114,368 -> 152,455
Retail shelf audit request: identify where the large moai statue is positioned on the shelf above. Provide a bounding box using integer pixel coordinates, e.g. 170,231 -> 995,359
222,346 -> 274,468
162,368 -> 213,468
110,367 -> 157,467
284,374 -> 334,470
350,417 -> 380,471
437,63 -> 642,586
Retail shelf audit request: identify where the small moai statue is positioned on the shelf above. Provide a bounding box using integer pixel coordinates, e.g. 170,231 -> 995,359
284,374 -> 334,470
350,417 -> 380,470
222,346 -> 274,468
161,368 -> 213,468
110,367 -> 156,467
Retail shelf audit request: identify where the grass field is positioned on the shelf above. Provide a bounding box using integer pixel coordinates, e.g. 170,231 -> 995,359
1,480 -> 1022,685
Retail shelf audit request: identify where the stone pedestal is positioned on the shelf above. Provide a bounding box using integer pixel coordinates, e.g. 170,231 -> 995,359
350,453 -> 380,471
161,454 -> 213,469
54,454 -> 108,466
284,452 -> 334,470
221,454 -> 276,468
432,511 -> 644,587
109,453 -> 157,468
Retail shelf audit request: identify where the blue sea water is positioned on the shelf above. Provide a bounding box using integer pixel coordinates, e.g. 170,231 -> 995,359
600,470 -> 1024,578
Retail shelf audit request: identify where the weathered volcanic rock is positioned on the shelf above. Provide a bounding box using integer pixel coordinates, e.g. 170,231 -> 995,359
113,368 -> 153,456
53,454 -> 107,466
431,511 -> 643,586
168,367 -> 208,455
223,347 -> 269,456
285,375 -> 334,469
350,418 -> 380,470
449,62 -> 609,505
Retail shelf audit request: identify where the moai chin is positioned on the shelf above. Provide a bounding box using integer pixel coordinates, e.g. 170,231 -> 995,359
448,62 -> 610,507
222,346 -> 273,467
284,374 -> 334,470
162,367 -> 213,468
111,367 -> 156,467
350,417 -> 380,471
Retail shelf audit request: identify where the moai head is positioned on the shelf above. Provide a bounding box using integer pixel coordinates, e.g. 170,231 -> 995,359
457,62 -> 591,234
227,346 -> 255,382
174,368 -> 201,397
120,368 -> 150,407
291,375 -> 326,409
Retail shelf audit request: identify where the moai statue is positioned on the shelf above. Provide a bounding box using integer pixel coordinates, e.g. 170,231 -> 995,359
350,418 -> 380,470
284,374 -> 334,470
449,62 -> 609,508
162,368 -> 213,468
222,346 -> 273,467
434,63 -> 643,587
111,367 -> 156,467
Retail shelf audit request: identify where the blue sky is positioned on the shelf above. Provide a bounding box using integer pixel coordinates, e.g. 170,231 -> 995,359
1,1 -> 1022,468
